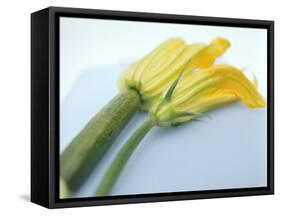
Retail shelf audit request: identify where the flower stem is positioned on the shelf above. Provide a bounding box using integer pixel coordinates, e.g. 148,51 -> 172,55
95,116 -> 157,196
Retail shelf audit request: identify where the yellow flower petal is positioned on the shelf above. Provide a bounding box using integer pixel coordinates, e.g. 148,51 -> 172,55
195,37 -> 231,68
173,64 -> 266,111
174,93 -> 238,124
141,43 -> 206,97
119,37 -> 230,110
118,38 -> 186,92
143,38 -> 230,99
151,64 -> 266,126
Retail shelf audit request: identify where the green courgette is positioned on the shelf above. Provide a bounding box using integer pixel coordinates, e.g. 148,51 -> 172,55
60,89 -> 141,195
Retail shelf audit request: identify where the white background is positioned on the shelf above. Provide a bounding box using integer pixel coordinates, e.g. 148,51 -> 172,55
60,17 -> 268,101
60,18 -> 268,197
0,0 -> 279,215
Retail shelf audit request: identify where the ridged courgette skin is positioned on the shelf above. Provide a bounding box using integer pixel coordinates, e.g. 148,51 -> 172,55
60,89 -> 141,194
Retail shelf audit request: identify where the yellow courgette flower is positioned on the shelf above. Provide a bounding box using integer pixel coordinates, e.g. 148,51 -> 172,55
151,64 -> 266,126
119,37 -> 230,110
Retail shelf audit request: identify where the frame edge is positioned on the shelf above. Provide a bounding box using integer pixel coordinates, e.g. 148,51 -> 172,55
31,7 -> 51,208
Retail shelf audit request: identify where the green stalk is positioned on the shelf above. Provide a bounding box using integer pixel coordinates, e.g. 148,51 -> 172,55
95,116 -> 157,196
60,89 -> 141,196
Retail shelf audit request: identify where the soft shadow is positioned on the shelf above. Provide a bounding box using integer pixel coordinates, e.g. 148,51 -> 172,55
19,194 -> 30,202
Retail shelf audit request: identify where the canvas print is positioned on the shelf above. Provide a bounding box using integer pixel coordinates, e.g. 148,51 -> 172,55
59,17 -> 267,199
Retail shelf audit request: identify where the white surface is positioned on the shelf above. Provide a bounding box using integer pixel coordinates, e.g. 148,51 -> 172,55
61,66 -> 267,197
60,17 -> 268,102
1,0 -> 281,215
60,18 -> 267,197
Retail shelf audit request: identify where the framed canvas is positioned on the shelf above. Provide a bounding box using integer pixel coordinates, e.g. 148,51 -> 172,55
31,6 -> 274,208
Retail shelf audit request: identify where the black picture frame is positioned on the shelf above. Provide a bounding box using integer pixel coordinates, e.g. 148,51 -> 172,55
31,6 -> 274,208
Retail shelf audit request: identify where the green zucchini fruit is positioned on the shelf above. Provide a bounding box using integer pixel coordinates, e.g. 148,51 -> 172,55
60,89 -> 141,195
